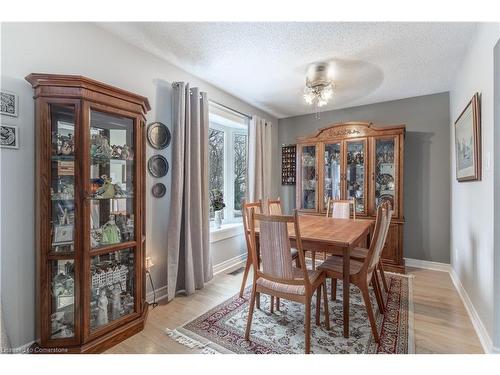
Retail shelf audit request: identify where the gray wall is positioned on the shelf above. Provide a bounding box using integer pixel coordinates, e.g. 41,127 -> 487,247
277,92 -> 451,263
449,24 -> 499,350
494,39 -> 500,350
0,22 -> 277,349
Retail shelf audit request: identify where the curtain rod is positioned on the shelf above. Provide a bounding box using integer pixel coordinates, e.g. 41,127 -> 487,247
209,100 -> 252,120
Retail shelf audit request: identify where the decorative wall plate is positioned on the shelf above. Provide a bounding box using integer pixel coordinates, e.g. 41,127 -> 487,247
151,183 -> 166,198
148,155 -> 169,178
147,122 -> 171,150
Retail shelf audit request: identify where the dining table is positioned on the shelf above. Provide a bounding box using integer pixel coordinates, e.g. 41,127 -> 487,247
253,214 -> 373,338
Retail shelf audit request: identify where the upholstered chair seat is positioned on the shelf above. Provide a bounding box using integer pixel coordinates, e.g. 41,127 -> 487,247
256,268 -> 323,296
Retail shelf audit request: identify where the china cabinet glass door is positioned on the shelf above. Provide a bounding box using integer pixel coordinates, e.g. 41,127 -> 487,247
50,104 -> 77,254
345,139 -> 367,215
88,109 -> 137,333
300,144 -> 317,210
323,142 -> 342,211
49,103 -> 78,341
374,137 -> 397,216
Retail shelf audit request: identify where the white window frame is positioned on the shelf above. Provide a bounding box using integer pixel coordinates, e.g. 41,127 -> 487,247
209,121 -> 248,226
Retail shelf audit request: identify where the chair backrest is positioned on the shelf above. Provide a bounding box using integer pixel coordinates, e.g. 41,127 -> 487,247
267,198 -> 282,215
364,201 -> 392,277
242,200 -> 263,253
248,210 -> 310,287
326,198 -> 355,220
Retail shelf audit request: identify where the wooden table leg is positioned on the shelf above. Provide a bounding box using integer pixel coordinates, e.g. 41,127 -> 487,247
343,246 -> 350,338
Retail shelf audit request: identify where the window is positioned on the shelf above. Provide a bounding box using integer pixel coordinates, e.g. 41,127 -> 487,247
208,103 -> 249,225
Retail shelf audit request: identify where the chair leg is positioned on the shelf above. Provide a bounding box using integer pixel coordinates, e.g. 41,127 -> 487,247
322,281 -> 330,330
270,296 -> 274,313
305,297 -> 312,354
276,297 -> 280,311
360,283 -> 379,343
295,257 -> 300,268
245,285 -> 257,340
256,292 -> 261,310
372,274 -> 385,314
378,262 -> 389,293
315,287 -> 321,326
239,257 -> 252,298
331,278 -> 337,301
311,252 -> 316,270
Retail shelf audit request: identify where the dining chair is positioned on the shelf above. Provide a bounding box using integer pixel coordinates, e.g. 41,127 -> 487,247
267,197 -> 282,215
245,210 -> 330,354
325,198 -> 356,220
239,200 -> 263,299
311,198 -> 355,273
240,200 -> 300,300
317,201 -> 392,343
266,197 -> 292,311
328,203 -> 391,302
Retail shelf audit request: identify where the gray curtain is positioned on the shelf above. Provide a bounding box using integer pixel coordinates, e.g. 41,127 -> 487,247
248,115 -> 273,202
167,82 -> 212,301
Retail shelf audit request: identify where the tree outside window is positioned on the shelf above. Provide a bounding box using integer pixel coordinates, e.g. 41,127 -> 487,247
208,109 -> 248,225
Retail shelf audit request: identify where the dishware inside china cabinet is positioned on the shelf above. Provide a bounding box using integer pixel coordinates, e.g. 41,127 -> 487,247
90,248 -> 135,332
323,142 -> 341,207
50,104 -> 77,254
346,140 -> 366,214
50,259 -> 75,339
89,110 -> 135,250
300,145 -> 316,209
375,138 -> 396,212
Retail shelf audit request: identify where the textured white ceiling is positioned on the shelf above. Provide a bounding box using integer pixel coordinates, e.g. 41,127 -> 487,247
98,22 -> 478,118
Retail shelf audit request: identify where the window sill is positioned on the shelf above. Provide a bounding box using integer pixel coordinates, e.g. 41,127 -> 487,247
210,223 -> 243,243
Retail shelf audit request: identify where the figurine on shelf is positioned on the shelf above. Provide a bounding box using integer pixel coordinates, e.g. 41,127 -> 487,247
91,228 -> 103,248
115,214 -> 133,241
60,134 -> 74,156
121,145 -> 134,160
90,133 -> 112,160
93,175 -> 115,199
110,283 -> 122,320
55,133 -> 75,156
111,145 -> 123,159
122,293 -> 134,314
96,287 -> 109,327
92,175 -> 128,199
114,183 -> 127,198
101,215 -> 121,245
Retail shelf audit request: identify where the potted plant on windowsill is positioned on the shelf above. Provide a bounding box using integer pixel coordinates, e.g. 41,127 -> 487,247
210,189 -> 226,229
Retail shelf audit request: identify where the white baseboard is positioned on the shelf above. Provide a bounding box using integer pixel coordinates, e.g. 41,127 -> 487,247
213,253 -> 247,276
448,268 -> 494,354
404,257 -> 451,272
146,285 -> 168,304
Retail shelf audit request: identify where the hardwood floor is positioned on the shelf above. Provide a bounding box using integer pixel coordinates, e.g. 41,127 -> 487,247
106,266 -> 484,354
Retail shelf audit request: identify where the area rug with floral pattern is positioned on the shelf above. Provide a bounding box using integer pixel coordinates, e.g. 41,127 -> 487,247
166,272 -> 414,354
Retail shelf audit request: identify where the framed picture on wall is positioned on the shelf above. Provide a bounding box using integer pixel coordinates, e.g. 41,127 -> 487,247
1,90 -> 19,117
0,124 -> 19,149
454,93 -> 481,182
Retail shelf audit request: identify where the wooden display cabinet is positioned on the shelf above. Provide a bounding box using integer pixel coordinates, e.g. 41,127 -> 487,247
26,74 -> 151,353
296,122 -> 406,272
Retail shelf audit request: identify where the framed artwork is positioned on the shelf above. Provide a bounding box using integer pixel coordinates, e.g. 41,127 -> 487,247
0,124 -> 19,149
454,93 -> 481,182
53,224 -> 74,244
1,91 -> 19,117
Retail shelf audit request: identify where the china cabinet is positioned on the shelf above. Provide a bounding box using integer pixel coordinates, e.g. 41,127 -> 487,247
27,73 -> 151,353
296,122 -> 405,272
